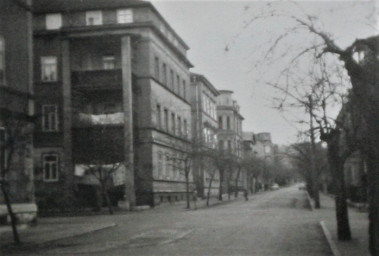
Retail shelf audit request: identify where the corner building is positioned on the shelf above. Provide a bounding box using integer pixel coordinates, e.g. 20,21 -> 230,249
32,0 -> 193,208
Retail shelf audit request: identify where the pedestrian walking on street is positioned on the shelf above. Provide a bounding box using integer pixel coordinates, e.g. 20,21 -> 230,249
244,189 -> 249,201
193,189 -> 198,210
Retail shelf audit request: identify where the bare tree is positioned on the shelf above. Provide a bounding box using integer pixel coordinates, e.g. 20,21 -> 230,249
73,117 -> 127,214
170,146 -> 194,210
0,115 -> 33,244
235,3 -> 378,251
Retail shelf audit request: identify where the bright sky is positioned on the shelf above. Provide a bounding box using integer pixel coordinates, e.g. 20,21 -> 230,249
151,0 -> 377,145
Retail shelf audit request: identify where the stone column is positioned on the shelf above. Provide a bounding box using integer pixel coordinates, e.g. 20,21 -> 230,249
121,36 -> 136,209
61,39 -> 74,202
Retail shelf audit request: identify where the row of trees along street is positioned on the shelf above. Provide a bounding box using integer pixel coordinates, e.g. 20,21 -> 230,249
232,2 -> 378,255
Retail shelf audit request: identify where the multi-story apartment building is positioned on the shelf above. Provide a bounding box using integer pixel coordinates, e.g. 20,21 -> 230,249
216,90 -> 244,157
0,0 -> 36,222
189,73 -> 219,198
32,0 -> 193,208
216,90 -> 245,191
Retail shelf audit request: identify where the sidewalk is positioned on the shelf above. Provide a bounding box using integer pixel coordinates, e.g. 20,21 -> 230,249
0,192 -> 247,250
311,193 -> 370,256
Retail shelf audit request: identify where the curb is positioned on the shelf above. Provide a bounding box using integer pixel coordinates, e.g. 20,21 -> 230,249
320,221 -> 341,256
1,223 -> 117,249
306,191 -> 314,211
42,222 -> 117,245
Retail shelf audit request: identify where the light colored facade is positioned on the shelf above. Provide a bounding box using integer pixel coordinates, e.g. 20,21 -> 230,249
0,0 -> 36,223
32,0 -> 193,208
216,90 -> 245,191
189,73 -> 219,198
216,90 -> 244,157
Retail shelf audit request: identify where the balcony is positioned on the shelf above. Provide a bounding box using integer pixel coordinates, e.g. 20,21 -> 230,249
71,69 -> 122,90
72,112 -> 124,128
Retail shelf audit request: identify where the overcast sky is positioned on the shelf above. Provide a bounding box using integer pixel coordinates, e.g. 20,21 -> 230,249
151,0 -> 377,145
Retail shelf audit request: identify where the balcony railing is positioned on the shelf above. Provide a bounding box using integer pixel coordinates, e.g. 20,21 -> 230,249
71,69 -> 122,89
72,112 -> 124,128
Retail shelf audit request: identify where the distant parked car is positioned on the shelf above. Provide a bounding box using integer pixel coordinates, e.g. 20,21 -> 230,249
298,183 -> 306,190
271,183 -> 279,190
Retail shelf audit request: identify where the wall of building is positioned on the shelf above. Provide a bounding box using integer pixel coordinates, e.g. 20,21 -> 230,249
0,0 -> 36,223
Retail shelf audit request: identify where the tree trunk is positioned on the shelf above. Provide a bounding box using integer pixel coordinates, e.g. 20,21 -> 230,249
206,171 -> 214,207
102,186 -> 113,215
327,139 -> 351,241
309,98 -> 320,209
367,144 -> 379,255
218,169 -> 224,201
234,168 -> 241,198
185,173 -> 190,209
1,184 -> 20,244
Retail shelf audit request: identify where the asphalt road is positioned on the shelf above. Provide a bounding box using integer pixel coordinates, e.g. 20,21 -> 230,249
26,185 -> 332,256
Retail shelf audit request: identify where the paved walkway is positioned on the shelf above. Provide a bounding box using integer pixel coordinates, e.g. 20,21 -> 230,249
0,194 -> 245,250
312,193 -> 370,256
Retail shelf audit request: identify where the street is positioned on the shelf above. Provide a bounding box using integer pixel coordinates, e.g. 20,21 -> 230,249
16,186 -> 332,256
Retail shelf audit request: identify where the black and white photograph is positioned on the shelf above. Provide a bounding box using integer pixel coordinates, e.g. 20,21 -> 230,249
0,0 -> 378,255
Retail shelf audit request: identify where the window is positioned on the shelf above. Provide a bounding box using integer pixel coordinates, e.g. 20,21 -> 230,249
171,113 -> 175,134
117,9 -> 133,24
182,80 -> 186,99
41,56 -> 57,82
154,57 -> 160,80
177,116 -> 181,135
172,155 -> 176,179
164,108 -> 169,131
102,56 -> 115,70
165,155 -> 170,179
86,11 -> 102,26
162,63 -> 167,85
218,116 -> 223,129
46,13 -> 62,30
0,37 -> 4,83
156,105 -> 161,128
42,105 -> 58,132
157,152 -> 163,179
176,75 -> 180,94
43,154 -> 59,182
226,116 -> 231,130
183,119 -> 187,137
227,140 -> 232,152
170,69 -> 174,90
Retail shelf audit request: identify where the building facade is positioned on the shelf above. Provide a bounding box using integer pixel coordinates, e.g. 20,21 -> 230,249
216,90 -> 245,192
0,0 -> 36,222
32,0 -> 193,208
189,73 -> 219,198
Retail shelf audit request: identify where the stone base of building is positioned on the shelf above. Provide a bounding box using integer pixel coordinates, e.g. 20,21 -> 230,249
0,203 -> 38,224
153,192 -> 190,206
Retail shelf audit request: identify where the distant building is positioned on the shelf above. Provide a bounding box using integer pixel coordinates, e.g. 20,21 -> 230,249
32,0 -> 193,208
216,90 -> 245,191
0,0 -> 36,222
189,73 -> 219,197
252,132 -> 274,161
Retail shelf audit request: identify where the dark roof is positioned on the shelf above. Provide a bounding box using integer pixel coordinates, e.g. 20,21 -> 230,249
33,0 -> 147,13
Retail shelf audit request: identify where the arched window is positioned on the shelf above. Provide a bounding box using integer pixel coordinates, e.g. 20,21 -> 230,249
0,36 -> 5,83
